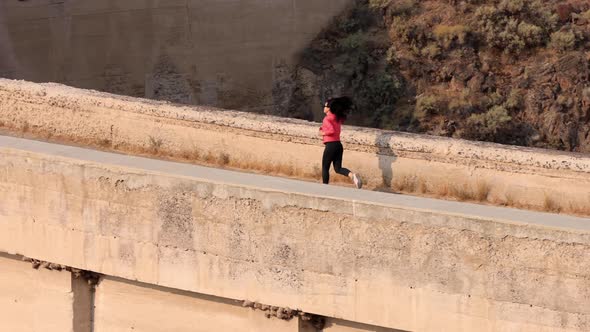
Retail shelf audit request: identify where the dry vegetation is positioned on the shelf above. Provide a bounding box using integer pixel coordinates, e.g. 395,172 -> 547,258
299,0 -> 590,152
390,171 -> 590,216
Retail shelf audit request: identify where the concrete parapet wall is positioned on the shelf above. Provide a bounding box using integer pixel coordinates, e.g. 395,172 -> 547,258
0,141 -> 588,331
1,79 -> 589,214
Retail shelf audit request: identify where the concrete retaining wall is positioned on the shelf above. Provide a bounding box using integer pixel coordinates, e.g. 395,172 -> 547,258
0,142 -> 588,331
1,79 -> 589,215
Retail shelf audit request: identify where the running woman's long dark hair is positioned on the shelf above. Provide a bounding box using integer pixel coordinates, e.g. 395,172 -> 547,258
325,96 -> 353,122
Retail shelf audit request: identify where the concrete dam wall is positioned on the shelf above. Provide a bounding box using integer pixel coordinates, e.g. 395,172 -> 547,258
0,0 -> 351,116
0,135 -> 589,331
1,79 -> 590,215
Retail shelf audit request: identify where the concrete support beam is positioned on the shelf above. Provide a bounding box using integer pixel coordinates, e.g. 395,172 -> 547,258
72,274 -> 94,332
94,277 -> 299,332
0,254 -> 74,332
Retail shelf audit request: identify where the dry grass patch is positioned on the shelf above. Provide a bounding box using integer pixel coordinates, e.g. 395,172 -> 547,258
567,200 -> 590,216
393,174 -> 419,192
440,180 -> 491,202
417,180 -> 428,194
432,181 -> 450,197
98,139 -> 112,148
502,191 -> 516,207
474,181 -> 491,202
219,153 -> 230,166
148,136 -> 163,154
449,183 -> 473,201
20,121 -> 30,133
543,194 -> 561,213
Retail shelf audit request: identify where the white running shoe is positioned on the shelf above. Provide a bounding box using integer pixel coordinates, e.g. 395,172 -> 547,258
352,173 -> 362,189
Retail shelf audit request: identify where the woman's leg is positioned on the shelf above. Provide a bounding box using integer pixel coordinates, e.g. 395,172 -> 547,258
332,142 -> 351,177
333,142 -> 363,189
322,143 -> 337,184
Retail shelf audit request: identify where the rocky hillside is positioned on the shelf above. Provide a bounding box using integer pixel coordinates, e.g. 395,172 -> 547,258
293,0 -> 590,152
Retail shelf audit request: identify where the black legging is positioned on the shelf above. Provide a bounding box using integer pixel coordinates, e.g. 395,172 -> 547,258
322,141 -> 351,184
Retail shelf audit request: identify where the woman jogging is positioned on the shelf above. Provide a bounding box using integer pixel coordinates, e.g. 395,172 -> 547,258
319,97 -> 362,189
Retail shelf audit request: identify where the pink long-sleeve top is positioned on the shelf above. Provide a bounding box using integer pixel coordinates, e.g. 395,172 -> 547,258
320,112 -> 343,144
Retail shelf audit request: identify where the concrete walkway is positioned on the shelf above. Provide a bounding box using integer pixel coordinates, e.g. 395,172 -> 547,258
1,134 -> 589,233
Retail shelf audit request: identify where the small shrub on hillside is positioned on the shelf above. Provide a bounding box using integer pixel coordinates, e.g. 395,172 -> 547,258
556,95 -> 574,108
387,0 -> 417,16
335,32 -> 375,78
505,89 -> 523,110
421,43 -> 442,59
433,25 -> 470,49
516,21 -> 543,45
390,17 -> 429,49
463,105 -> 512,140
337,4 -> 374,33
448,90 -> 475,114
386,46 -> 399,65
369,0 -> 390,8
498,0 -> 525,14
448,99 -> 474,115
550,30 -> 576,51
356,73 -> 405,127
339,31 -> 366,50
480,92 -> 505,110
415,95 -> 440,120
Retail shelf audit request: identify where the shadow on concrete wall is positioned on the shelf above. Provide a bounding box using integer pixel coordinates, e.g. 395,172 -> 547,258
0,7 -> 22,79
375,130 -> 397,192
278,1 -> 357,122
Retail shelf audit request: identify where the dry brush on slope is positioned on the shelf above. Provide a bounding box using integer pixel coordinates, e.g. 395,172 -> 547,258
295,0 -> 590,152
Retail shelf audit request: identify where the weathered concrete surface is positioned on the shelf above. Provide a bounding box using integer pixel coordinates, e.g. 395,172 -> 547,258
0,0 -> 351,114
323,319 -> 403,332
0,136 -> 589,332
0,254 -> 74,332
1,79 -> 590,214
94,277 -> 297,332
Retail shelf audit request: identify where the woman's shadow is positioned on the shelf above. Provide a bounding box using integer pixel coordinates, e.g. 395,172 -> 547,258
375,131 -> 397,193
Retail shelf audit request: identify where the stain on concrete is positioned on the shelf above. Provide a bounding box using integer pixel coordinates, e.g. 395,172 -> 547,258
241,299 -> 325,327
157,190 -> 194,249
22,256 -> 101,286
118,241 -> 136,267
